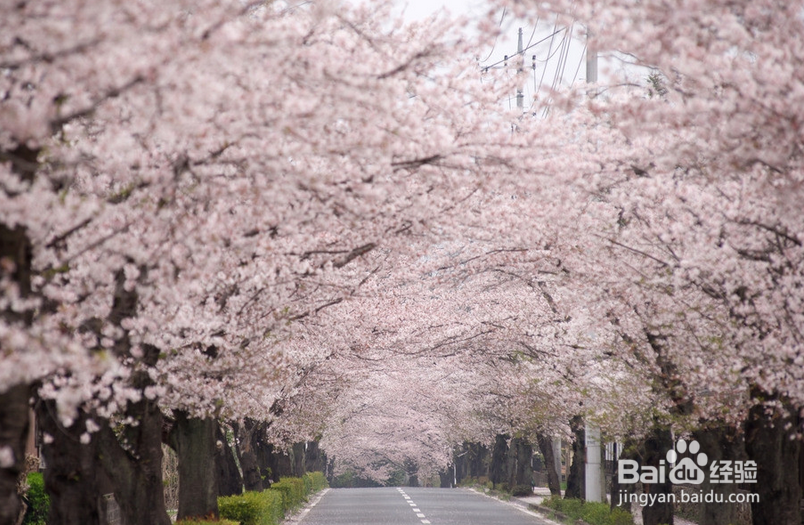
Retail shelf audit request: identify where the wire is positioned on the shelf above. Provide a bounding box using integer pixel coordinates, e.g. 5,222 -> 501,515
482,28 -> 564,71
536,23 -> 561,94
570,42 -> 587,86
525,19 -> 539,49
533,30 -> 568,63
479,8 -> 506,64
550,22 -> 573,92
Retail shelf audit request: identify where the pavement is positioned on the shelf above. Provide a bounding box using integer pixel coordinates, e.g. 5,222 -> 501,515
286,485 -> 699,525
293,487 -> 559,525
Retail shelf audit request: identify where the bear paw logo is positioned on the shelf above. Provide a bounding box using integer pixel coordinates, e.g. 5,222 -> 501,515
668,439 -> 708,484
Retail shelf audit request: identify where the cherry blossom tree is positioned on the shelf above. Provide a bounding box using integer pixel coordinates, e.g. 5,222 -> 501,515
2,0 -> 801,523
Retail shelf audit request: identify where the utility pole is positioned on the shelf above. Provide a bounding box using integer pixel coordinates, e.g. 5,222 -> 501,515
516,27 -> 524,109
584,422 -> 604,502
585,30 -> 597,84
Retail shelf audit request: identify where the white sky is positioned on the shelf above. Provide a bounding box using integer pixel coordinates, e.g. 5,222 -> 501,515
396,0 -> 597,112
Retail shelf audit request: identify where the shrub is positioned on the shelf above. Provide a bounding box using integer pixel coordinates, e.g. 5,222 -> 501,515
511,484 -> 533,497
305,471 -> 328,492
22,472 -> 49,525
217,472 -> 327,525
609,506 -> 636,525
175,519 -> 239,525
542,497 -> 635,525
301,473 -> 313,495
270,478 -> 306,513
218,490 -> 284,525
581,502 -> 611,525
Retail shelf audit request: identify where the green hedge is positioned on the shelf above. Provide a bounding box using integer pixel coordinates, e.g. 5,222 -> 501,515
23,472 -> 49,525
304,471 -> 328,492
219,490 -> 283,525
542,496 -> 635,525
176,519 -> 240,525
270,478 -> 306,513
218,472 -> 328,525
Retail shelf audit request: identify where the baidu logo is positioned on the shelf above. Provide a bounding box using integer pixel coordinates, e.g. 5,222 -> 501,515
667,439 -> 707,484
618,439 -> 706,485
618,439 -> 757,485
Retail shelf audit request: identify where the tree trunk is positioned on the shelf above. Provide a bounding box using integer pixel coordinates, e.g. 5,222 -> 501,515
467,443 -> 488,479
1,220 -> 35,525
745,394 -> 801,525
0,385 -> 31,525
692,425 -> 744,525
174,411 -> 218,520
490,434 -> 509,487
507,437 -> 533,488
537,433 -> 562,496
611,440 -> 636,513
233,419 -> 264,492
452,446 -> 466,486
216,423 -> 242,497
262,443 -> 293,481
439,469 -> 452,488
292,442 -> 306,477
95,396 -> 170,525
405,459 -> 419,487
304,441 -> 326,474
94,340 -> 170,525
565,416 -> 585,500
36,399 -> 104,525
641,426 -> 674,525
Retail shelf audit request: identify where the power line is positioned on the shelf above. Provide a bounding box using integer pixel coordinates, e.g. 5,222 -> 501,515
481,28 -> 564,71
536,23 -> 562,95
479,8 -> 507,64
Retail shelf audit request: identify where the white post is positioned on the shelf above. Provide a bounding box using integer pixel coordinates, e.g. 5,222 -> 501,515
516,27 -> 524,108
585,422 -> 604,502
585,30 -> 597,84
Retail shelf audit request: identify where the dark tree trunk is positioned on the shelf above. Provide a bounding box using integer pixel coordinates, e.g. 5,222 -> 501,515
233,419 -> 264,492
304,441 -> 326,474
452,448 -> 465,486
216,423 -> 243,497
263,443 -> 293,480
405,459 -> 419,487
507,437 -> 533,488
611,440 -> 636,513
692,425 -> 744,525
174,411 -> 218,520
565,416 -> 585,500
745,394 -> 801,525
439,469 -> 452,488
95,377 -> 170,525
84,273 -> 170,525
36,399 -> 103,525
292,442 -> 306,477
452,445 -> 470,486
490,434 -> 509,487
467,443 -> 488,479
0,385 -> 31,525
536,433 -> 562,496
641,426 -> 674,525
0,221 -> 35,525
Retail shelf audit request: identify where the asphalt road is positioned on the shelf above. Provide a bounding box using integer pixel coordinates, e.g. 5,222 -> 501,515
296,487 -> 555,525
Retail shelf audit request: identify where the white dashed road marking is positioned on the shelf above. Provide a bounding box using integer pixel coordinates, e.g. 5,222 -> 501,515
399,489 -> 432,524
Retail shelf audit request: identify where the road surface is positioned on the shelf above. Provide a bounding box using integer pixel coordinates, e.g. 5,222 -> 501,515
296,487 -> 555,525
